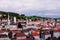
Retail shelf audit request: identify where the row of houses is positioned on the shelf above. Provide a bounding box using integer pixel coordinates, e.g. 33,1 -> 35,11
0,17 -> 60,27
0,18 -> 60,32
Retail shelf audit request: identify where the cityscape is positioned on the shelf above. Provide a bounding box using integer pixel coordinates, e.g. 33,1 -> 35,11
0,0 -> 60,40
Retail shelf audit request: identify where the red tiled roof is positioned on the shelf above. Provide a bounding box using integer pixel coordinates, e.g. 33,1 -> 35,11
0,29 -> 7,33
42,26 -> 51,30
53,27 -> 60,31
17,32 -> 26,37
11,30 -> 20,33
26,38 -> 33,40
23,29 -> 29,33
31,30 -> 39,36
17,38 -> 33,40
57,21 -> 60,23
17,39 -> 26,40
36,24 -> 40,27
42,26 -> 50,28
10,22 -> 18,25
34,29 -> 39,32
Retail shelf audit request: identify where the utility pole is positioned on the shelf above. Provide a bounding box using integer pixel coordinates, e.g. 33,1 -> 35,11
39,26 -> 42,38
55,19 -> 57,27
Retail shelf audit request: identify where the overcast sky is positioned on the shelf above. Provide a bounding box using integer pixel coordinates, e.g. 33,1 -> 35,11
0,0 -> 60,18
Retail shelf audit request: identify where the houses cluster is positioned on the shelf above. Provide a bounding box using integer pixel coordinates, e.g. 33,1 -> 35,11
0,16 -> 60,40
0,17 -> 60,32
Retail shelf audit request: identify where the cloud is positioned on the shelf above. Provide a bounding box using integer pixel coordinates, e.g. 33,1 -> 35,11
0,0 -> 60,18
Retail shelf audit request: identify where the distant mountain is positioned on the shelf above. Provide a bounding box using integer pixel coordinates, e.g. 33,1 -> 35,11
21,9 -> 60,18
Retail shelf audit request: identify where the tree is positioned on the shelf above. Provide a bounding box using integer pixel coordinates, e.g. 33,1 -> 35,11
21,14 -> 25,16
17,22 -> 22,28
0,11 -> 19,19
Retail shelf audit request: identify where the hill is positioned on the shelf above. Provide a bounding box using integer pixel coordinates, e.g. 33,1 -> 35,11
0,11 -> 19,19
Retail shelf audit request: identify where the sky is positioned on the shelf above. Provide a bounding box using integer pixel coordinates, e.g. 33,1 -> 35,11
0,0 -> 60,18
